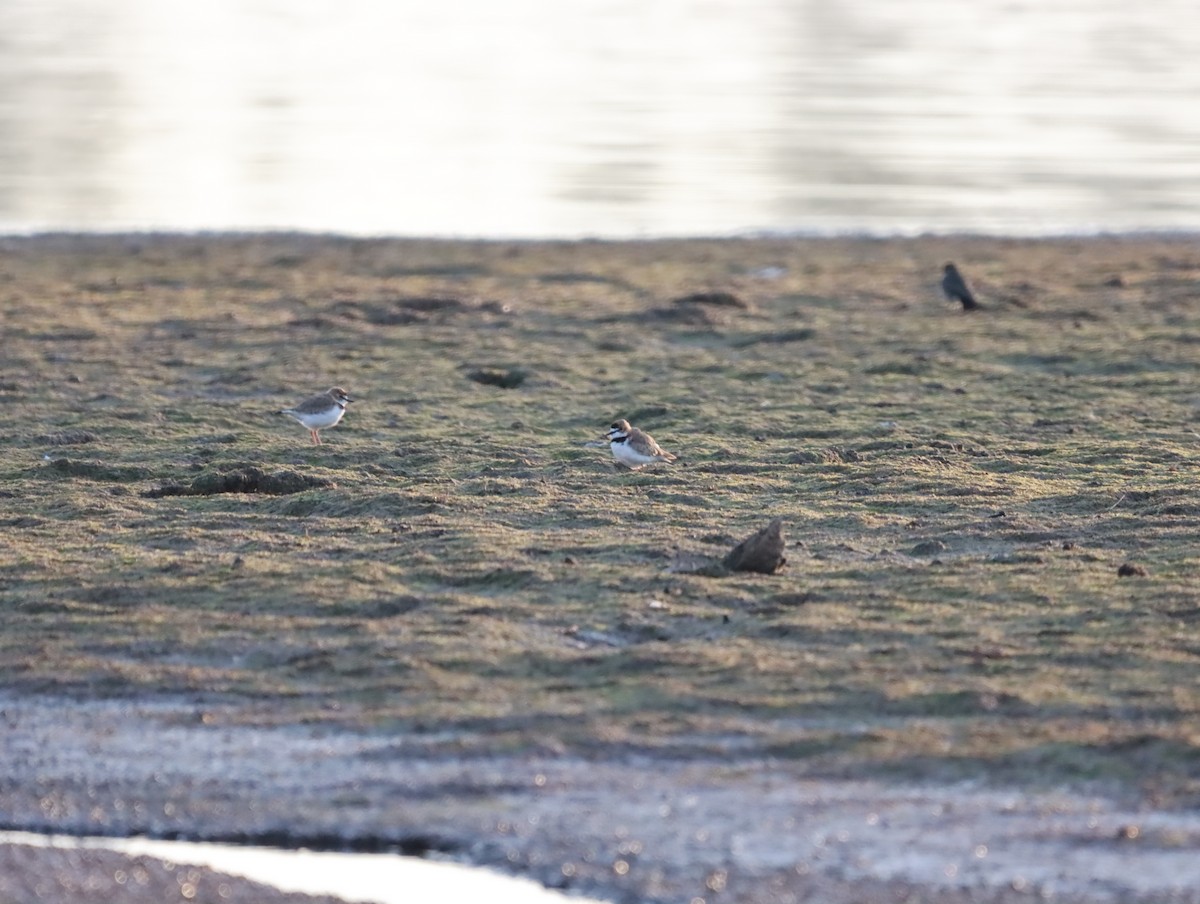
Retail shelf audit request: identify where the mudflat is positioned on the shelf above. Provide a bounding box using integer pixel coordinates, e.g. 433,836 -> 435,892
2,233 -> 1200,903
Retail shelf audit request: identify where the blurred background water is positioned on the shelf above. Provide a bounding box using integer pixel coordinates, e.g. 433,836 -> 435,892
1,0 -> 1197,238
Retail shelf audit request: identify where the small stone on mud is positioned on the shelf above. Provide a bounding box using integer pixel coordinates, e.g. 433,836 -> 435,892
910,540 -> 947,557
723,518 -> 787,574
1117,562 -> 1148,578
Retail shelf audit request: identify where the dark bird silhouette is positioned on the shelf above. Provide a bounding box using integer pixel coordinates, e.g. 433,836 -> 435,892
941,262 -> 980,311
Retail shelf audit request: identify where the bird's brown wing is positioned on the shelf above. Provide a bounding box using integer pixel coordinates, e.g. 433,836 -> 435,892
631,429 -> 675,460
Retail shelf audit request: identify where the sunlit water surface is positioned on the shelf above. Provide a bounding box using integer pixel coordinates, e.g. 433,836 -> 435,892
1,0 -> 1198,237
0,831 -> 605,904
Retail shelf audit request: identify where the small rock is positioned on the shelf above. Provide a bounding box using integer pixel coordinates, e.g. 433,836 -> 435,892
723,519 -> 787,574
910,540 -> 947,557
1117,562 -> 1148,578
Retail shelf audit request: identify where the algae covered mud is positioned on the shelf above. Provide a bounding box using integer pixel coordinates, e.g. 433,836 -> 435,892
3,233 -> 1200,902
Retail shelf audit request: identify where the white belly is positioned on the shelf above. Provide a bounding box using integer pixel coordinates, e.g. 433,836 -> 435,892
288,406 -> 345,430
611,440 -> 657,468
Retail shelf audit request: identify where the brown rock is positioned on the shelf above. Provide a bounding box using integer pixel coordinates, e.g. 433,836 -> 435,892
723,519 -> 787,574
1117,562 -> 1148,578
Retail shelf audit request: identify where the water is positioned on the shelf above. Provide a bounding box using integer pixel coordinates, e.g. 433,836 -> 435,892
1,0 -> 1198,238
0,831 -> 607,904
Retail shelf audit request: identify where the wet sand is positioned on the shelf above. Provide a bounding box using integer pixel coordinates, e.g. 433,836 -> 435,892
0,841 -> 346,904
4,694 -> 1200,904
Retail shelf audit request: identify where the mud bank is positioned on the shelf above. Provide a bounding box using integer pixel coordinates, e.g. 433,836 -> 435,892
4,233 -> 1200,902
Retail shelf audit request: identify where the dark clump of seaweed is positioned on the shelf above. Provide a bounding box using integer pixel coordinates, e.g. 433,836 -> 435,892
41,457 -> 150,481
466,367 -> 529,389
144,467 -> 333,498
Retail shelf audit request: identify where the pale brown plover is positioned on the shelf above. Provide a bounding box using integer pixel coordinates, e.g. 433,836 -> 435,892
604,418 -> 677,469
279,387 -> 352,445
941,262 -> 980,311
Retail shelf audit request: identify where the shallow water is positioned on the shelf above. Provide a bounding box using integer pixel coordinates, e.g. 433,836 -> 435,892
0,831 -> 606,904
1,0 -> 1198,237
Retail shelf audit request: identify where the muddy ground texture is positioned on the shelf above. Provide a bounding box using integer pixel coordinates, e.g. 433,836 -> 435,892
2,233 -> 1200,903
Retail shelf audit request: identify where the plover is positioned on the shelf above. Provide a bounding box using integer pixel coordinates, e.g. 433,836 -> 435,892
280,387 -> 352,445
604,418 -> 677,469
942,262 -> 980,311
